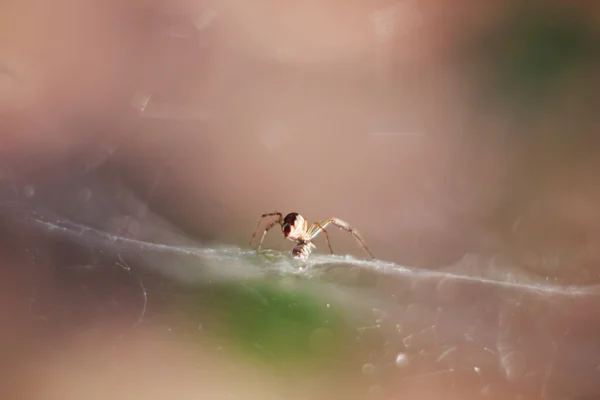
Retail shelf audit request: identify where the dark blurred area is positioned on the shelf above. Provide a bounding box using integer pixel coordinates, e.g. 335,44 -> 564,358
1,0 -> 600,399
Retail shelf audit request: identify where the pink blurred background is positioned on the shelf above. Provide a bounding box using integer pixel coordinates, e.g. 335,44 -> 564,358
2,0 -> 600,398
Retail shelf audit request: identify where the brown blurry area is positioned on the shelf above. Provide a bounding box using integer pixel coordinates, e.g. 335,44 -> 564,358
20,329 -> 314,400
4,0 -> 596,265
112,0 -> 600,275
1,0 -> 599,270
116,0 -> 513,263
2,0 -> 600,399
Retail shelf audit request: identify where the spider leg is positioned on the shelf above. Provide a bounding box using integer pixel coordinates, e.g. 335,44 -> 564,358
249,212 -> 283,251
317,218 -> 374,259
307,222 -> 333,254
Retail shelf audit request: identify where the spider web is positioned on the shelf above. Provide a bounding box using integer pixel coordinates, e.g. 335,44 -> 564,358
3,185 -> 600,399
0,154 -> 598,400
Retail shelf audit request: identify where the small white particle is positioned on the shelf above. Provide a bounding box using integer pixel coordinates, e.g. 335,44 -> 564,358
193,9 -> 218,32
395,353 -> 410,368
23,185 -> 35,198
130,92 -> 151,112
362,363 -> 376,375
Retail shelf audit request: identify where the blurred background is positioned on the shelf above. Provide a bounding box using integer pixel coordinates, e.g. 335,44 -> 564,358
1,0 -> 600,399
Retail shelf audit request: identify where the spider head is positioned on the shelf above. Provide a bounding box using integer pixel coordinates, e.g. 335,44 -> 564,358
282,212 -> 304,239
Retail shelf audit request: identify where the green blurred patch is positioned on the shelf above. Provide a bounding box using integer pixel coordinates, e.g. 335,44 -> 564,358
474,3 -> 598,115
164,276 -> 355,370
219,281 -> 351,367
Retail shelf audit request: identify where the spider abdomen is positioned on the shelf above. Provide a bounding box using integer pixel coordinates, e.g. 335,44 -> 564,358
291,241 -> 315,260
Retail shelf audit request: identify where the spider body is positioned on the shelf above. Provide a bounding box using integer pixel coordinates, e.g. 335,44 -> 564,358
249,212 -> 374,260
281,212 -> 307,241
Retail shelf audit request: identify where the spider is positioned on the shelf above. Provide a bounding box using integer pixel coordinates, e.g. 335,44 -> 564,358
249,212 -> 374,260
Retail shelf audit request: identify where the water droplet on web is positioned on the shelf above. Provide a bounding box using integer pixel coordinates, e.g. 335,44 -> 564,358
395,353 -> 409,368
362,363 -> 376,375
